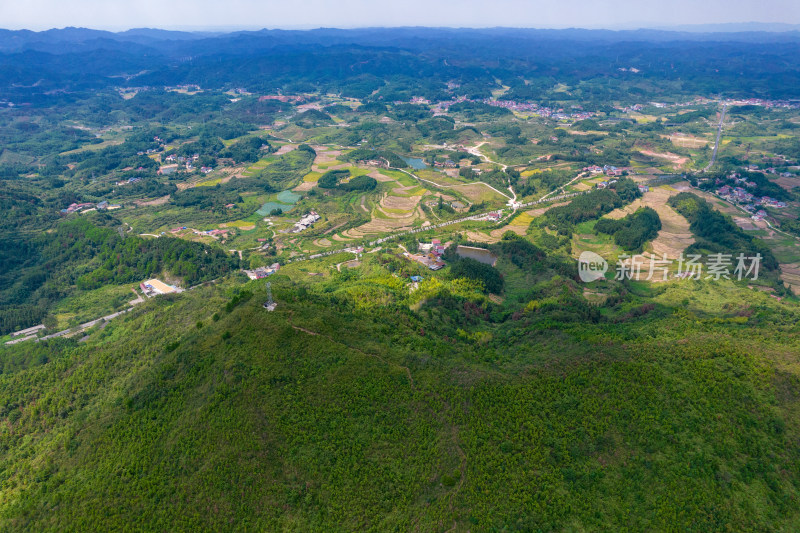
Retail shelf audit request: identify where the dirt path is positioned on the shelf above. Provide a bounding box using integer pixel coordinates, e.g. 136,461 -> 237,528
290,324 -> 318,335
323,221 -> 349,235
390,166 -> 512,201
286,311 -> 414,387
467,141 -> 507,171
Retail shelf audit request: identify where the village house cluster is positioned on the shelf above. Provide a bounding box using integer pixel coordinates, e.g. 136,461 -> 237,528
161,153 -> 209,174
116,176 -> 142,186
428,96 -> 595,121
472,210 -> 503,222
405,239 -> 448,270
715,173 -> 788,220
584,165 -> 630,178
243,263 -> 281,280
286,211 -> 321,233
474,98 -> 596,120
356,158 -> 389,168
619,97 -> 800,115
60,200 -> 121,215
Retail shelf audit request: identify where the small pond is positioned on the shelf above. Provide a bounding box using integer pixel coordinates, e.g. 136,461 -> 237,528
256,190 -> 302,216
456,245 -> 498,266
401,156 -> 428,170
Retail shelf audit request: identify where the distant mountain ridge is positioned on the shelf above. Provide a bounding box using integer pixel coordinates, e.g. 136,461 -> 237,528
2,25 -> 800,55
2,26 -> 800,101
654,22 -> 800,33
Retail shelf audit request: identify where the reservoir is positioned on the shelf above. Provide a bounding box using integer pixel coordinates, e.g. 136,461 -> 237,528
456,245 -> 498,266
401,156 -> 428,170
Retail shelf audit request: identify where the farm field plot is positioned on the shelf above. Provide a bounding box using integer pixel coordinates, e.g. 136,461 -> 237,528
637,149 -> 690,169
490,211 -> 534,238
669,133 -> 711,148
757,230 -> 800,263
240,157 -> 274,177
389,184 -> 427,197
571,220 -> 622,262
320,171 -> 430,239
780,263 -> 800,294
294,180 -> 317,192
476,202 -> 566,243
604,185 -> 695,259
526,202 -> 569,217
748,228 -> 800,293
274,143 -> 298,155
340,214 -> 420,238
451,183 -> 509,204
462,230 -> 498,243
775,175 -> 800,192
691,189 -> 744,217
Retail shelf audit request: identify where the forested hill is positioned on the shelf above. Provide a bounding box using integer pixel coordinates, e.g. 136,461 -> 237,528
3,27 -> 800,100
0,215 -> 238,335
2,273 -> 800,530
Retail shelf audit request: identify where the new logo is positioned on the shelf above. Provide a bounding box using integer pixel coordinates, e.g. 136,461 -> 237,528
578,251 -> 608,283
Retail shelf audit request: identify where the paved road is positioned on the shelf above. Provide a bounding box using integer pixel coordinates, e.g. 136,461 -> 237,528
35,308 -> 132,343
705,104 -> 727,172
390,165 -> 513,201
284,189 -> 588,265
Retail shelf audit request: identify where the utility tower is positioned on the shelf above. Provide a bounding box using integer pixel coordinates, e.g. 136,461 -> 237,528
263,281 -> 277,311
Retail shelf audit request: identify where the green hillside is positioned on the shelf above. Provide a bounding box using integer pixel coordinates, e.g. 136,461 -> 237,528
2,271 -> 800,531
3,27 -> 800,530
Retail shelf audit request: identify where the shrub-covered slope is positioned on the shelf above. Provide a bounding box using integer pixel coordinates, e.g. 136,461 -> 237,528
2,277 -> 800,531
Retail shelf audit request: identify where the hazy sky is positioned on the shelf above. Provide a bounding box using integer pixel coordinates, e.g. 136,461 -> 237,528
1,0 -> 799,31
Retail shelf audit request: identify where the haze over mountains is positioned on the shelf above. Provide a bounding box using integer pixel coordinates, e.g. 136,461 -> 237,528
3,24 -> 800,55
2,25 -> 800,104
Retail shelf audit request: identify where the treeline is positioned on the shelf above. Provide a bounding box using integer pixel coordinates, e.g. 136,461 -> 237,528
293,109 -> 333,127
318,169 -> 377,192
220,136 -> 272,164
544,178 -> 641,234
97,178 -> 177,200
75,233 -> 238,290
666,108 -> 716,124
253,148 -> 315,189
171,185 -> 242,209
342,148 -> 408,168
170,133 -> 272,165
0,216 -> 237,335
62,128 -> 173,178
492,235 -> 547,270
667,192 -> 781,277
550,148 -> 631,168
0,162 -> 35,180
0,121 -> 101,157
318,169 -> 351,188
595,207 -> 661,252
780,219 -> 800,238
445,255 -> 504,294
